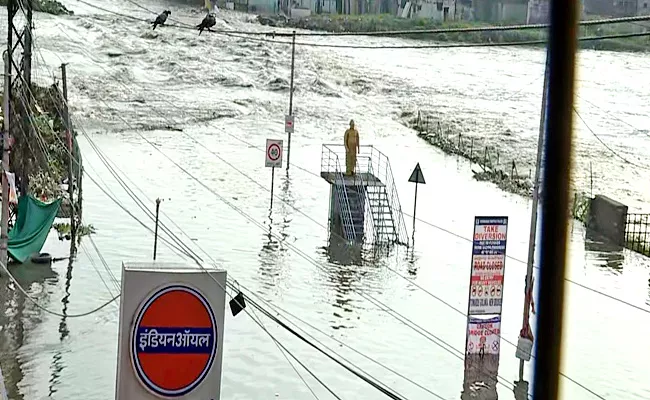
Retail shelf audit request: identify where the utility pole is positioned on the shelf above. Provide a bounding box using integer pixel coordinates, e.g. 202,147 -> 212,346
153,198 -> 161,260
61,64 -> 75,247
1,52 -> 11,271
24,0 -> 33,89
518,53 -> 550,381
286,31 -> 296,171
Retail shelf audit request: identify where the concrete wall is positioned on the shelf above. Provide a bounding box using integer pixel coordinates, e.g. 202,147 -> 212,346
587,195 -> 628,246
638,0 -> 650,14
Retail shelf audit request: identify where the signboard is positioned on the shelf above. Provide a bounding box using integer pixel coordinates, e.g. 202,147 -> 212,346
468,217 -> 508,315
466,316 -> 501,356
284,115 -> 294,133
265,139 -> 283,168
130,284 -> 218,398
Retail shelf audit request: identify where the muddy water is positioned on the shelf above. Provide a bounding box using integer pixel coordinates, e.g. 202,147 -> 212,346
0,2 -> 649,399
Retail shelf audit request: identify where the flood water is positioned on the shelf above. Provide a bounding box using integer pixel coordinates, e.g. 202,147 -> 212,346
1,1 -> 650,399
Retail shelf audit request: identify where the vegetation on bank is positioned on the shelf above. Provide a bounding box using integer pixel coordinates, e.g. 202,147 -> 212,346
259,14 -> 650,52
1,82 -> 90,241
401,110 -> 592,222
0,0 -> 72,15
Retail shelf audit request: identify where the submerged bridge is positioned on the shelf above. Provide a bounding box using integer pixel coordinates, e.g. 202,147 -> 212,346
320,144 -> 409,247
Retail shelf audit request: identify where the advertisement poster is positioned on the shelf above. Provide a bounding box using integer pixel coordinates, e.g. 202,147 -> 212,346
468,217 -> 509,315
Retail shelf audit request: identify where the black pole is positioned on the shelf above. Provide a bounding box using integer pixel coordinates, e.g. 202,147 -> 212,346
270,167 -> 275,208
286,31 -> 296,171
412,182 -> 418,239
532,0 -> 578,399
153,198 -> 161,261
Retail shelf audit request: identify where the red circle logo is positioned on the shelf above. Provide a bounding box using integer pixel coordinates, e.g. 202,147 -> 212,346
130,285 -> 217,398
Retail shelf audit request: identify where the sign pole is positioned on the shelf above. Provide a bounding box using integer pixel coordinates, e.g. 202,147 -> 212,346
412,181 -> 418,239
407,163 -> 426,246
286,31 -> 296,172
270,166 -> 275,208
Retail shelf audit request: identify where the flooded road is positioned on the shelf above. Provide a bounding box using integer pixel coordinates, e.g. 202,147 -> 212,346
1,2 -> 650,399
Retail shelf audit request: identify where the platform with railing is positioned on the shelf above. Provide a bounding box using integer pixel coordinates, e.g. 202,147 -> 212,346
320,144 -> 410,247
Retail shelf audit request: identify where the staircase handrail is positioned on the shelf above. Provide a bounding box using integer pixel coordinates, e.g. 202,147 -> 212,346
368,146 -> 410,246
321,145 -> 357,242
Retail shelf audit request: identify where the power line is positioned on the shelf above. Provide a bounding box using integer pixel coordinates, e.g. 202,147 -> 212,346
68,0 -> 650,50
31,23 -> 622,398
573,106 -> 650,169
0,260 -> 120,317
72,0 -> 650,37
223,31 -> 650,49
46,19 -> 650,321
25,41 -> 419,400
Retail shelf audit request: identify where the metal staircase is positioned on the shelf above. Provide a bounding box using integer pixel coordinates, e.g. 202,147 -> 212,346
321,144 -> 409,247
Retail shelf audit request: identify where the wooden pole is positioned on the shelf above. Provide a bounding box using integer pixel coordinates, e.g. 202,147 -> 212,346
61,64 -> 75,247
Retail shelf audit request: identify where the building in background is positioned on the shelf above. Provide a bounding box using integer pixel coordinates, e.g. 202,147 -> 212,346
472,0 -> 529,23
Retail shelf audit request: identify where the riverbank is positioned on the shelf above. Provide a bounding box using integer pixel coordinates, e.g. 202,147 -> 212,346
401,110 -> 592,222
0,0 -> 72,15
258,14 -> 650,52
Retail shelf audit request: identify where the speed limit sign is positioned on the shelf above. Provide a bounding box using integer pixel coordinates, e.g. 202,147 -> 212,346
265,139 -> 283,168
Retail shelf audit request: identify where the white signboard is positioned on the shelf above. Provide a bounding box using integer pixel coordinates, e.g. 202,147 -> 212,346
265,139 -> 283,168
285,115 -> 294,133
468,217 -> 508,315
466,316 -> 501,356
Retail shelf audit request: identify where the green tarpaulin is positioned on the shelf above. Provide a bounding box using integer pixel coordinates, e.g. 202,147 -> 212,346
8,195 -> 61,263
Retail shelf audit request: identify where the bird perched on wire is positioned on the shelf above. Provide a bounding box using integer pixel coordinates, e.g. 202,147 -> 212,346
152,10 -> 171,30
196,13 -> 216,35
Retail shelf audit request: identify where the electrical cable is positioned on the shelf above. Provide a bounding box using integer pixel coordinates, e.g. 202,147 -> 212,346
35,31 -> 648,400
573,106 -> 649,169
27,23 -> 616,398
70,0 -> 650,37
23,43 -> 409,400
0,259 -> 120,318
66,0 -> 650,50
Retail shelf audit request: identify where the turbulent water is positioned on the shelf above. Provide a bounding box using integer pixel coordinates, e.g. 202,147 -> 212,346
1,1 -> 650,399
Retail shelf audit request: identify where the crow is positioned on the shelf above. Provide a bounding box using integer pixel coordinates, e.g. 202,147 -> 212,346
196,13 -> 216,36
152,10 -> 171,30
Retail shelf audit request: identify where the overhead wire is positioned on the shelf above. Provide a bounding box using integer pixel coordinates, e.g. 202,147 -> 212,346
21,39 -> 412,400
26,15 -> 628,396
572,106 -> 649,169
66,0 -> 650,50
71,0 -> 650,37
36,23 -> 646,399
34,43 -> 505,395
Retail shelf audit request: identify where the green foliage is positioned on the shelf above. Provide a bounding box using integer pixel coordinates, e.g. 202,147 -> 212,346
571,192 -> 592,224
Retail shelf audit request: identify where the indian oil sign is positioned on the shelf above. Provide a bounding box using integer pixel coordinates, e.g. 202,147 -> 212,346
130,284 -> 218,398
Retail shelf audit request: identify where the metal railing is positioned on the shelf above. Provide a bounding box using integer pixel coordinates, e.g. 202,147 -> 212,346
321,144 -> 409,247
320,146 -> 357,242
624,213 -> 650,256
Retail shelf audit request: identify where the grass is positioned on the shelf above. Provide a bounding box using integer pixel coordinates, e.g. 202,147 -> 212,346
283,14 -> 650,52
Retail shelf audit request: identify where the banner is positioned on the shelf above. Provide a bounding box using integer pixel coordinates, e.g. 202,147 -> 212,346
468,217 -> 509,315
466,316 -> 501,356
